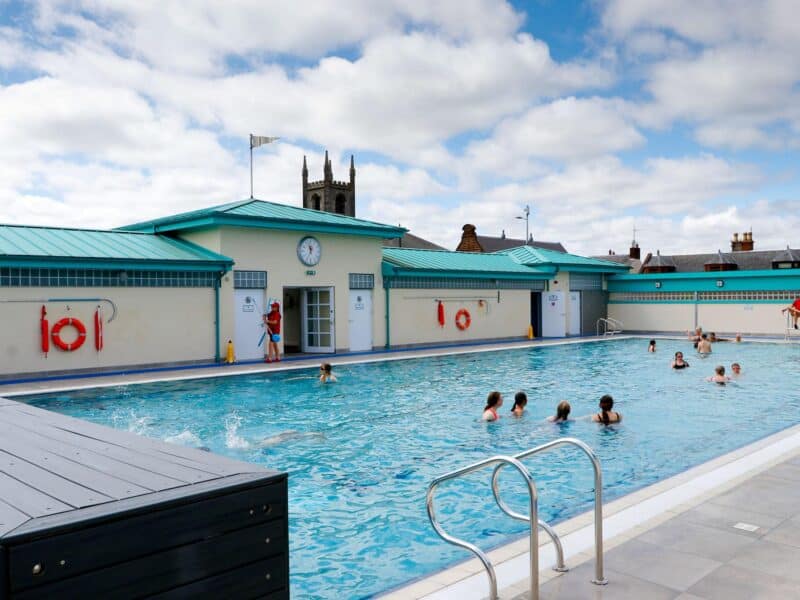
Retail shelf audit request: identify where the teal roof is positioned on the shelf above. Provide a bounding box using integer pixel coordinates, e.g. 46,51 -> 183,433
120,199 -> 406,239
499,245 -> 630,273
382,247 -> 554,279
0,224 -> 233,271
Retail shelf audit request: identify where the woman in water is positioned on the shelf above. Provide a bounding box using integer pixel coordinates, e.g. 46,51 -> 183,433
592,394 -> 622,425
648,339 -> 656,352
547,400 -> 571,423
671,351 -> 690,369
319,363 -> 337,383
482,391 -> 503,421
708,365 -> 731,384
510,391 -> 527,417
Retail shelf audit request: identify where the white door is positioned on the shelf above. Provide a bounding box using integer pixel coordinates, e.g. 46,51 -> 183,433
234,289 -> 266,360
348,289 -> 373,352
541,291 -> 566,337
302,287 -> 335,353
568,292 -> 581,336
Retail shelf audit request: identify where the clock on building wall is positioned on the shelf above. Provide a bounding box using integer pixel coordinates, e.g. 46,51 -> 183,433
297,236 -> 322,266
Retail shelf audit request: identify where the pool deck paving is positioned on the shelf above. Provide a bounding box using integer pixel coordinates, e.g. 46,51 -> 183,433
509,451 -> 800,600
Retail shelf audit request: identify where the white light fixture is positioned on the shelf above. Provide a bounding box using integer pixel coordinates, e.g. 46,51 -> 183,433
716,280 -> 724,288
654,281 -> 661,289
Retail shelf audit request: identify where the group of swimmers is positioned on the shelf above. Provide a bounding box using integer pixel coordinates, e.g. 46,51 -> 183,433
648,330 -> 743,385
481,391 -> 621,425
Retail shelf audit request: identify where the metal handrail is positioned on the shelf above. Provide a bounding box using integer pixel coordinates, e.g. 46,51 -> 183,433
596,317 -> 623,336
491,437 -> 608,586
427,455 -> 539,600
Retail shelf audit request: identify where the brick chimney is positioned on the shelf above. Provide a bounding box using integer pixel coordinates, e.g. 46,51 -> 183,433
629,242 -> 640,260
731,232 -> 754,252
456,224 -> 484,253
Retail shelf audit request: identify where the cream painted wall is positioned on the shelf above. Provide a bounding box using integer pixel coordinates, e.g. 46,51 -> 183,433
0,287 -> 215,376
608,303 -> 695,332
609,302 -> 790,335
388,289 -> 530,346
214,227 -> 387,353
698,304 -> 789,335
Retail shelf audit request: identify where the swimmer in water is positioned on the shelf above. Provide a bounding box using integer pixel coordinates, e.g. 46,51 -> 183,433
707,365 -> 731,384
648,339 -> 656,353
687,327 -> 703,342
671,351 -> 690,369
547,400 -> 571,423
696,333 -> 712,355
482,391 -> 502,421
591,394 -> 622,425
510,391 -> 527,417
731,362 -> 742,378
319,363 -> 338,383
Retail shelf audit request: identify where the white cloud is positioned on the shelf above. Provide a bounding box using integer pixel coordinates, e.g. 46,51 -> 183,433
466,97 -> 644,169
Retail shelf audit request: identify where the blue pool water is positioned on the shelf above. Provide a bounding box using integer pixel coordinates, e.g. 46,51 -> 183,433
19,338 -> 800,598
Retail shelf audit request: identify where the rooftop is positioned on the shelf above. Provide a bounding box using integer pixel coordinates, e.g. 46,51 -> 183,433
639,248 -> 800,273
477,234 -> 566,254
120,198 -> 406,239
0,224 -> 232,270
382,247 -> 552,279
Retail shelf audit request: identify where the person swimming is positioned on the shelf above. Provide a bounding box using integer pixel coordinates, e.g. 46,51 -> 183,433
510,391 -> 527,417
688,327 -> 703,342
547,400 -> 571,423
482,391 -> 503,421
696,333 -> 712,355
671,351 -> 690,369
319,363 -> 338,383
708,365 -> 731,384
592,394 -> 622,425
731,362 -> 742,378
648,339 -> 656,353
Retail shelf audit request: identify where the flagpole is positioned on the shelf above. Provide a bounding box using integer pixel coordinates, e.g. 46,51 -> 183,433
249,134 -> 254,199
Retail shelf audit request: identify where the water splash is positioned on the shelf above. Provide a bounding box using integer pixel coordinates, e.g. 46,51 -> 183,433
165,430 -> 202,447
224,411 -> 250,449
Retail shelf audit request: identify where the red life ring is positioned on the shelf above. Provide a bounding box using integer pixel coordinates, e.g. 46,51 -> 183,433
94,309 -> 104,351
51,317 -> 87,352
455,308 -> 471,330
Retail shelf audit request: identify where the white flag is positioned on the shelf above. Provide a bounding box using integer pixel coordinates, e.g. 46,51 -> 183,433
250,135 -> 279,148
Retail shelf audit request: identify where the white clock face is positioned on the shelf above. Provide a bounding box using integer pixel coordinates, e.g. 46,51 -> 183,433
297,236 -> 322,266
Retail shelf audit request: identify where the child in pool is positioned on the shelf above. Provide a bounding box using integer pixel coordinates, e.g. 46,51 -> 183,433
707,365 -> 730,384
510,391 -> 527,417
319,363 -> 338,383
482,391 -> 502,421
547,400 -> 571,423
591,395 -> 622,425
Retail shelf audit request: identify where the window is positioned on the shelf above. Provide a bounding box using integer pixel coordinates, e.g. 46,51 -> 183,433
349,273 -> 374,289
311,194 -> 321,211
233,270 -> 267,289
0,267 -> 216,287
335,193 -> 347,214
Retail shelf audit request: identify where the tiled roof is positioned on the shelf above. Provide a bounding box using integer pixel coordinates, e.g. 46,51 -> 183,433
0,224 -> 232,269
639,249 -> 800,273
383,232 -> 445,250
120,199 -> 406,239
477,235 -> 566,253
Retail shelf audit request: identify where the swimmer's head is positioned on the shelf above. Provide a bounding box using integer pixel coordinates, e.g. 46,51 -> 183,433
599,394 -> 614,411
649,339 -> 656,346
512,391 -> 527,410
701,333 -> 708,340
715,365 -> 725,375
675,351 -> 684,360
731,363 -> 741,374
556,400 -> 571,420
320,363 -> 332,374
485,391 -> 502,410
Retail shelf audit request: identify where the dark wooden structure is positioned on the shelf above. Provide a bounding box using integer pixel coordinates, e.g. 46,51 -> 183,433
0,396 -> 288,599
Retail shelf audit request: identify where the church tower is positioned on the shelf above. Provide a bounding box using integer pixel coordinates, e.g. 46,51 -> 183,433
302,152 -> 356,217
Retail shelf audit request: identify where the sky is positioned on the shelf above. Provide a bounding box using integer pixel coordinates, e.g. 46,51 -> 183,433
1,0 -> 799,256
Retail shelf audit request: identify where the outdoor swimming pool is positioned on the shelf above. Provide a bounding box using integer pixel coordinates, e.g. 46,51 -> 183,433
18,338 -> 800,599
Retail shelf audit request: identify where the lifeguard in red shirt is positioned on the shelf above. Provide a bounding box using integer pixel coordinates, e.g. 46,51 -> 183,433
264,302 -> 282,362
781,297 -> 800,329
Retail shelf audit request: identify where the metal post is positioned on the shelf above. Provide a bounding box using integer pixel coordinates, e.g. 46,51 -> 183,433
250,140 -> 254,199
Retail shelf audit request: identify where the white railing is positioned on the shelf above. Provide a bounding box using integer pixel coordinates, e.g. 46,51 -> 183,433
596,317 -> 623,336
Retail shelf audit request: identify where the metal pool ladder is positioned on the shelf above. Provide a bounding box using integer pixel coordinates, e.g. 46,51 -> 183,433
426,437 -> 607,600
596,317 -> 623,336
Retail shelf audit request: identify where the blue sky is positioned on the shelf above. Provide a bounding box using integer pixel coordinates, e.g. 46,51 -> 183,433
0,0 -> 798,255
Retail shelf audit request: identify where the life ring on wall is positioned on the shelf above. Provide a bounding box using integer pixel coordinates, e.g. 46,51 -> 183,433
455,308 -> 471,330
40,305 -> 50,355
51,317 -> 87,351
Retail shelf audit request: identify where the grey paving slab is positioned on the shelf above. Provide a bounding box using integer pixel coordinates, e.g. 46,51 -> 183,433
687,563 -> 800,600
603,539 -> 722,592
534,564 -> 679,600
637,518 -> 758,562
675,594 -> 708,600
763,462 -> 800,482
728,539 -> 800,583
763,516 -> 800,548
675,500 -> 784,538
706,474 -> 800,519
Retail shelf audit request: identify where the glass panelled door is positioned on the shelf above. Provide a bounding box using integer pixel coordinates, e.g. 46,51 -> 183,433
302,287 -> 335,353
